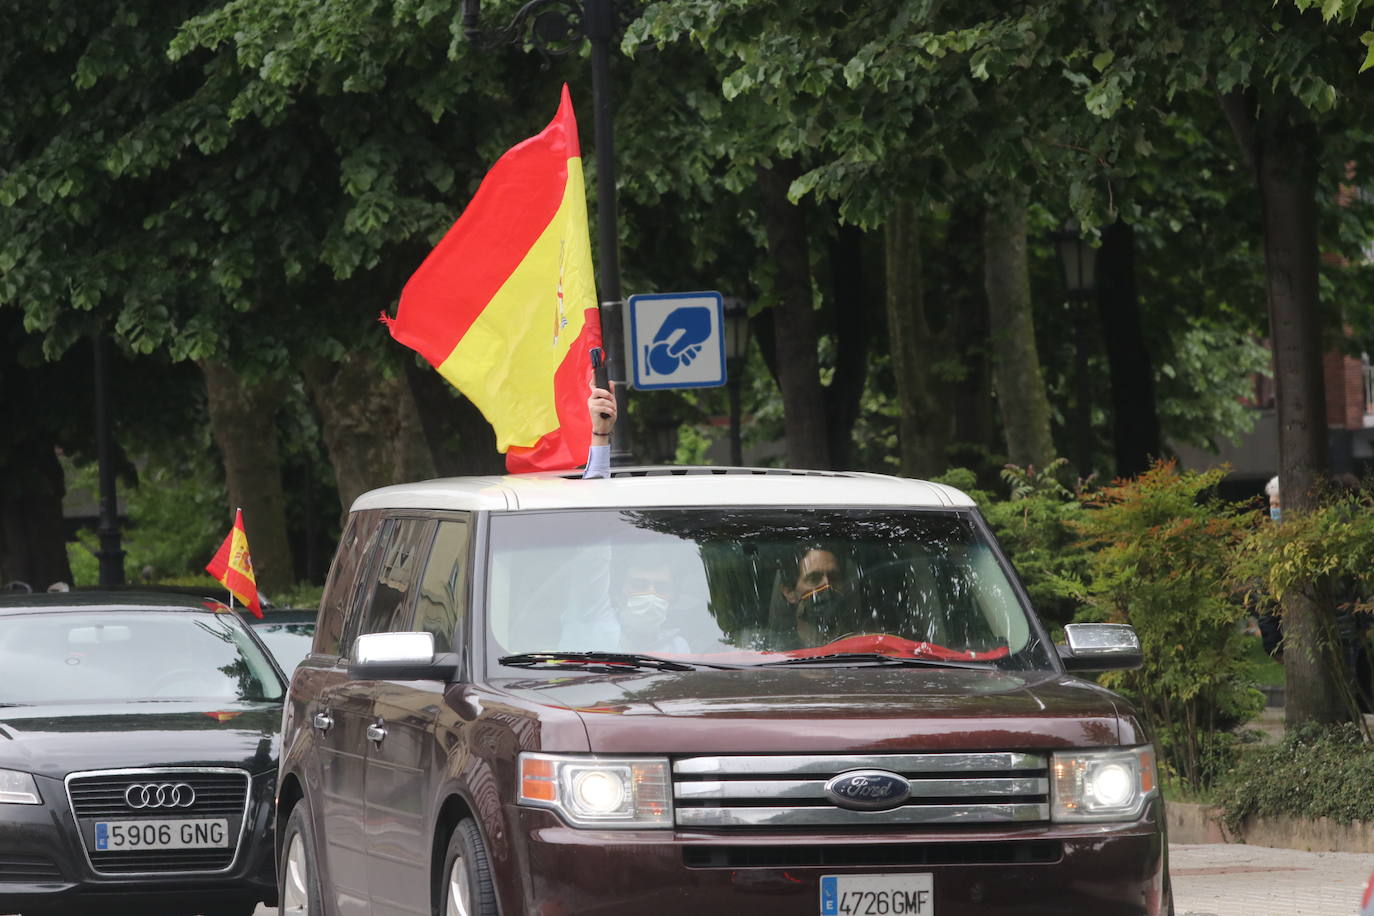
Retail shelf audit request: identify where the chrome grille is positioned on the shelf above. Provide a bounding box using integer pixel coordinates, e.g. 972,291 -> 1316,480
68,771 -> 247,818
65,768 -> 250,876
672,753 -> 1049,827
83,848 -> 236,874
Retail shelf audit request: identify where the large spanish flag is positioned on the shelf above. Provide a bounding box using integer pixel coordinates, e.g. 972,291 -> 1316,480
384,85 -> 603,473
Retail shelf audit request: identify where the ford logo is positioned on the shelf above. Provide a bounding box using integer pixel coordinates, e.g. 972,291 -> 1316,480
824,770 -> 910,811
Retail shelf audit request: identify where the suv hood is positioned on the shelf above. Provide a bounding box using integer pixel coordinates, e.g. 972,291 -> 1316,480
491,667 -> 1135,754
0,700 -> 280,779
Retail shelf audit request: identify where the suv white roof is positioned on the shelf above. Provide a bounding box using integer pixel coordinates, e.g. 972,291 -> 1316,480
350,467 -> 976,513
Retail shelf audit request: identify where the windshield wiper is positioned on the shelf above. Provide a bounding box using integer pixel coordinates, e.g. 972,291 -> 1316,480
497,651 -> 704,673
755,653 -> 993,670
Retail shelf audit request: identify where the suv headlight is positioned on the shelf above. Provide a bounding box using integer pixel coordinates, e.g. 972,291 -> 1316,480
1051,746 -> 1156,822
0,768 -> 41,805
518,753 -> 672,828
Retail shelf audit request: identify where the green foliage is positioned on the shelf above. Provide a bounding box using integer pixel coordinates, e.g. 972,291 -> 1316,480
938,460 -> 1090,630
1155,319 -> 1272,452
1073,461 -> 1263,791
271,581 -> 324,610
1232,481 -> 1374,608
1214,723 -> 1374,830
61,451 -> 226,586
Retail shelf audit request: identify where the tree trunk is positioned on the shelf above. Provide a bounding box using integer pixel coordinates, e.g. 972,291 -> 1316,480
1222,89 -> 1345,727
946,201 -> 998,472
303,353 -> 436,519
1096,220 -> 1161,479
1259,117 -> 1342,728
823,223 -> 870,469
0,435 -> 73,591
884,200 -> 953,476
200,361 -> 295,596
403,358 -> 505,477
983,190 -> 1056,470
756,162 -> 831,469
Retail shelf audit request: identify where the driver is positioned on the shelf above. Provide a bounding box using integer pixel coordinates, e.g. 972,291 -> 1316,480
770,545 -> 858,647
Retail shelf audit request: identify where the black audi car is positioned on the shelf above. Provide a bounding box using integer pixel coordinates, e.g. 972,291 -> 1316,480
0,592 -> 284,916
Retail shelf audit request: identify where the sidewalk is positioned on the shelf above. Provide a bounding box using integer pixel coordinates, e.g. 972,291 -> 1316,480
1172,843 -> 1374,916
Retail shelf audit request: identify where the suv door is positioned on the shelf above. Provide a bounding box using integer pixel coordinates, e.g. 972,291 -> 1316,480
319,515 -> 433,916
365,516 -> 471,916
292,509 -> 381,916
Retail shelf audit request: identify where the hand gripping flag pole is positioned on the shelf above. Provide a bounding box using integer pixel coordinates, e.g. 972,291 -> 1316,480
382,84 -> 603,473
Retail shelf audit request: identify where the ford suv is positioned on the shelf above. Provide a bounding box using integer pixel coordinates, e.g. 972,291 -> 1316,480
277,468 -> 1168,916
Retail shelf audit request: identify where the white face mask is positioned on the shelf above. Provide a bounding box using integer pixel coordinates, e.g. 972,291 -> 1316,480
624,593 -> 669,628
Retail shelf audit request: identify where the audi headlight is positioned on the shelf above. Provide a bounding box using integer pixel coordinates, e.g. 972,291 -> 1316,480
0,768 -> 41,805
1051,746 -> 1156,822
518,753 -> 672,828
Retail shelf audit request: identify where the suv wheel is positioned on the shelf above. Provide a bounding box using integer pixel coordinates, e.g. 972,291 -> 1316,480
279,802 -> 323,915
439,818 -> 497,916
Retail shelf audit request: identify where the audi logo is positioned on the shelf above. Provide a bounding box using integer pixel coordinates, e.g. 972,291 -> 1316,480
124,783 -> 196,809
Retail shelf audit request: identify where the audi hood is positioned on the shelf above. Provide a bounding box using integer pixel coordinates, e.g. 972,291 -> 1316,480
0,700 -> 280,779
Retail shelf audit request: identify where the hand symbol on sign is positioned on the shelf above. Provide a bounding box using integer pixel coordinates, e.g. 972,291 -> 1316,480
646,306 -> 712,377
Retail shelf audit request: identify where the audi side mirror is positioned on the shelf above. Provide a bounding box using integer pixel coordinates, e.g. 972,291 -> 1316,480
1057,623 -> 1143,672
348,632 -> 459,681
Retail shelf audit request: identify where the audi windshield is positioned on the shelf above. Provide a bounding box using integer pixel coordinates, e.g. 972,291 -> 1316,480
0,610 -> 285,704
485,507 -> 1053,671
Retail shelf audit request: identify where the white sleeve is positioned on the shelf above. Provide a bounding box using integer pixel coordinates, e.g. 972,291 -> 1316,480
583,444 -> 611,479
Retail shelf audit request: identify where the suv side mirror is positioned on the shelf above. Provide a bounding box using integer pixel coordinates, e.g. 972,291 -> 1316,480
1058,623 -> 1143,672
349,632 -> 459,681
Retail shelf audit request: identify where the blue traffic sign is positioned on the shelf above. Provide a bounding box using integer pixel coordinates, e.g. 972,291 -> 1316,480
627,291 -> 726,390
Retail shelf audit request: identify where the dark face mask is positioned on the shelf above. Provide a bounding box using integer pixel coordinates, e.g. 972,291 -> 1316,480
796,583 -> 848,638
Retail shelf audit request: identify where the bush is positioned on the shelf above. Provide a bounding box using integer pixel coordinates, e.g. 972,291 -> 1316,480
1214,723 -> 1374,831
935,462 -> 1087,630
1072,461 -> 1262,792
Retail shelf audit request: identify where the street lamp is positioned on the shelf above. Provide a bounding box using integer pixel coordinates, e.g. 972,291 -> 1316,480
1052,222 -> 1098,477
462,0 -> 635,462
92,331 -> 125,585
722,297 -> 751,466
1054,222 -> 1097,297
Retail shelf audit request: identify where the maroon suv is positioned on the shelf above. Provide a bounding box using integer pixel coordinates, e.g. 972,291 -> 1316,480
276,469 -> 1169,915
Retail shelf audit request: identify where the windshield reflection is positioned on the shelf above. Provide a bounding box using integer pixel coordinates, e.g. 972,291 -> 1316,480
485,508 -> 1049,671
0,612 -> 285,704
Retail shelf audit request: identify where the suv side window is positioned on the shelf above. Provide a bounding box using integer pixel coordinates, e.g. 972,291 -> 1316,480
315,510 -> 380,657
414,519 -> 471,653
357,517 -> 434,640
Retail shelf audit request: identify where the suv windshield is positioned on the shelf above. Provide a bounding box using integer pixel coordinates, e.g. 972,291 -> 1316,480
486,508 -> 1051,670
0,611 -> 286,704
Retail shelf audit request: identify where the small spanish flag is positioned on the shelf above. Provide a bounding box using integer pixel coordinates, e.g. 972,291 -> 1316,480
205,509 -> 262,618
383,84 -> 603,473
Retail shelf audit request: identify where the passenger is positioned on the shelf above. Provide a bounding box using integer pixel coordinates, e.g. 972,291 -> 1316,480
613,559 -> 690,654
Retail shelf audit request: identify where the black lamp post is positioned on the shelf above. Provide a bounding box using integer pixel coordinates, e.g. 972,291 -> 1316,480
722,297 -> 751,466
1053,223 -> 1098,477
92,331 -> 125,585
461,0 -> 634,462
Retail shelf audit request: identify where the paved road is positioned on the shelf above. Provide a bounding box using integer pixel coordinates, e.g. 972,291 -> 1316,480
1172,843 -> 1374,916
8,843 -> 1365,915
